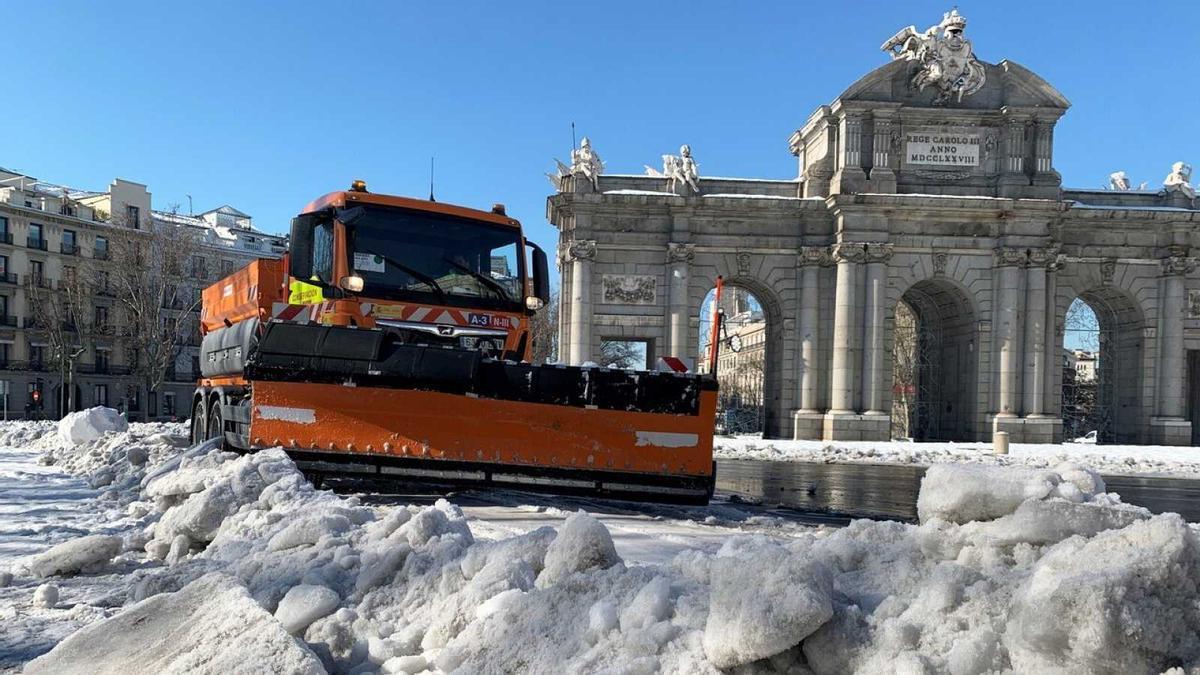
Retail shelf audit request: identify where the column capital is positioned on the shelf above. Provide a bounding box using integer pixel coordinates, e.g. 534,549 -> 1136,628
1162,254 -> 1196,276
565,239 -> 597,262
797,246 -> 832,267
1027,245 -> 1062,269
864,243 -> 894,264
831,242 -> 867,264
993,247 -> 1027,267
666,242 -> 695,264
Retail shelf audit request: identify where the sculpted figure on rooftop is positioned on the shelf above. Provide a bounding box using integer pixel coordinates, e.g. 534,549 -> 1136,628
881,9 -> 986,105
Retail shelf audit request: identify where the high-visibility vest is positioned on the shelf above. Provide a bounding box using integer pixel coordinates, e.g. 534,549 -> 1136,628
288,277 -> 323,305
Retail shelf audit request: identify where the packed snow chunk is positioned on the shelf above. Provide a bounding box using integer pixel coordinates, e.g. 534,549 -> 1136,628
537,510 -> 621,588
276,583 -> 342,635
25,573 -> 324,675
27,534 -> 122,578
586,599 -> 619,644
0,569 -> 12,587
268,514 -> 353,551
33,583 -> 59,608
1005,514 -> 1200,673
965,497 -> 1149,546
703,541 -> 833,669
619,576 -> 672,632
57,406 -> 128,445
918,463 -> 1077,524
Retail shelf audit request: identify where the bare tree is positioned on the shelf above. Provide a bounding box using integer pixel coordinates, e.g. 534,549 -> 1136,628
891,300 -> 918,439
107,217 -> 203,420
599,339 -> 647,369
26,259 -> 98,415
528,291 -> 559,364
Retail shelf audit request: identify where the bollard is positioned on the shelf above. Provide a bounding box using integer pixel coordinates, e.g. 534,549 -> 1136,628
993,430 -> 1010,455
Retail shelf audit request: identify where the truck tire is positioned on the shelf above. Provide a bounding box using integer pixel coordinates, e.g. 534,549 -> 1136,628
190,398 -> 207,446
206,404 -> 225,450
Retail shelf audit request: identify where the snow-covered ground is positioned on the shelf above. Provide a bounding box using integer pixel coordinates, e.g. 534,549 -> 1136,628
2,410 -> 1200,673
716,435 -> 1200,477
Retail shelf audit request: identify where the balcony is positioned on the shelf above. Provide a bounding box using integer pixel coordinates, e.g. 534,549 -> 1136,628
0,232 -> 11,245
0,273 -> 17,285
60,243 -> 79,255
0,316 -> 18,328
76,363 -> 132,376
26,237 -> 46,251
22,275 -> 52,290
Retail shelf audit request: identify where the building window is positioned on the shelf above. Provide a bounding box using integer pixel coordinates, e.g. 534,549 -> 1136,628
0,295 -> 8,321
191,255 -> 207,279
0,255 -> 8,277
29,344 -> 45,368
220,259 -> 235,276
95,306 -> 109,331
28,223 -> 43,249
62,229 -> 77,254
98,270 -> 110,293
93,384 -> 108,407
0,216 -> 9,243
95,349 -> 109,373
163,392 -> 176,416
126,205 -> 141,229
29,260 -> 43,285
0,344 -> 9,367
95,235 -> 109,260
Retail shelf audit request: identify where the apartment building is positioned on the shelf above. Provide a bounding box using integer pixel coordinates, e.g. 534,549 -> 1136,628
0,166 -> 285,420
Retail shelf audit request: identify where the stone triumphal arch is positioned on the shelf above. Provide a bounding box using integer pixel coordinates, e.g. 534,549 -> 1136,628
548,10 -> 1200,445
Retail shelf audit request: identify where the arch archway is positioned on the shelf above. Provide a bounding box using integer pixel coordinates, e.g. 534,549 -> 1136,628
891,279 -> 979,440
1058,287 -> 1145,444
696,278 -> 786,437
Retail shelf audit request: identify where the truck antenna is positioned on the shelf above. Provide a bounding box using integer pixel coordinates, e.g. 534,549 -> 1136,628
429,156 -> 436,202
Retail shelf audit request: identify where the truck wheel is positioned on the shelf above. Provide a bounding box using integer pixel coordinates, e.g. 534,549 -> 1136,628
190,399 -> 207,446
207,405 -> 225,450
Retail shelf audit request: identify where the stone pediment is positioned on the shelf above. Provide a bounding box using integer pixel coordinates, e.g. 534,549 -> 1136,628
836,58 -> 1070,113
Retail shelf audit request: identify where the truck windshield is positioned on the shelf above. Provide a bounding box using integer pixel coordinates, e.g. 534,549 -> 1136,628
346,205 -> 524,311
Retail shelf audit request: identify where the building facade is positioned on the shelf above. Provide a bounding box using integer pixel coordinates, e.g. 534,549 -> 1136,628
549,12 -> 1200,445
0,167 -> 285,420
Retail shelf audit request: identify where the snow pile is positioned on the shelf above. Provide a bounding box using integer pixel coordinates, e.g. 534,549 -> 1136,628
57,407 -> 128,445
24,573 -> 324,674
15,423 -> 1200,673
0,419 -> 55,447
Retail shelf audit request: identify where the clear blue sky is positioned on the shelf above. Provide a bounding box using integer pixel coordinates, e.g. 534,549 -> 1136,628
5,1 -> 1197,259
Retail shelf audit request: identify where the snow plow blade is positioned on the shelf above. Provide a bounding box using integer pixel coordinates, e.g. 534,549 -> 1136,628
232,322 -> 718,503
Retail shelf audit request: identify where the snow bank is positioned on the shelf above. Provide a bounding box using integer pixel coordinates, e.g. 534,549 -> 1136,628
57,407 -> 127,445
12,422 -> 1200,673
24,573 -> 324,674
715,435 -> 1200,479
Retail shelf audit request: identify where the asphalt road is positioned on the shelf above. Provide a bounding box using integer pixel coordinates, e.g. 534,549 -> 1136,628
715,458 -> 1200,523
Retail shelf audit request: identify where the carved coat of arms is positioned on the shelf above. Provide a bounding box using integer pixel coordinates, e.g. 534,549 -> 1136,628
881,9 -> 986,105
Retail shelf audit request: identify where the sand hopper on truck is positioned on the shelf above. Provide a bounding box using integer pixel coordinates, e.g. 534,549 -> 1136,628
189,181 -> 719,502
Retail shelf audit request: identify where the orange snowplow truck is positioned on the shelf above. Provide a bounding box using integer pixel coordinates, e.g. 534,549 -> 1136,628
191,182 -> 718,502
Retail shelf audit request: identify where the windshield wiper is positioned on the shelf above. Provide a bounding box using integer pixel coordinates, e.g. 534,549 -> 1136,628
442,257 -> 511,301
370,253 -> 448,303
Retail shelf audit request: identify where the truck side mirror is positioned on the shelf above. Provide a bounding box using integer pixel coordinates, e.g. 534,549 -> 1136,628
530,243 -> 550,305
289,212 -> 321,280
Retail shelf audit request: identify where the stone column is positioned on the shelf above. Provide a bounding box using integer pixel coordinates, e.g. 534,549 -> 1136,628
1158,252 -> 1193,418
829,243 -> 864,414
993,248 -> 1026,422
666,243 -> 694,360
793,247 -> 828,439
1043,253 -> 1064,434
830,112 -> 866,193
861,243 -> 893,415
796,248 -> 827,412
1005,119 -> 1026,175
566,239 -> 596,365
1034,120 -> 1054,174
1022,251 -> 1048,416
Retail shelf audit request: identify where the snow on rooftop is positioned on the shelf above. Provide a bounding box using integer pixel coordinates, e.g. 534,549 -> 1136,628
1069,202 -> 1195,212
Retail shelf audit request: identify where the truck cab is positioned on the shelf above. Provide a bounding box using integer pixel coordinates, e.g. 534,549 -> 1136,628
284,182 -> 551,361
